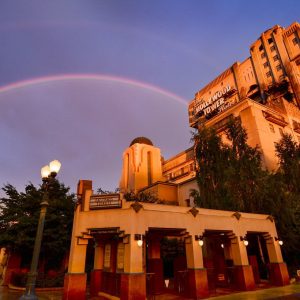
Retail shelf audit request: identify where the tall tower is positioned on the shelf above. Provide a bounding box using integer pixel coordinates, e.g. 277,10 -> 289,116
119,137 -> 163,193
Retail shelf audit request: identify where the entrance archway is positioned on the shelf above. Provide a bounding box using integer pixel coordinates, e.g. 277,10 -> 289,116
201,230 -> 234,292
145,228 -> 188,297
246,232 -> 271,285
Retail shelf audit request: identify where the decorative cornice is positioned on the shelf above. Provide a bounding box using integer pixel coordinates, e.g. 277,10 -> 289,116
232,212 -> 241,220
189,207 -> 199,217
131,201 -> 143,213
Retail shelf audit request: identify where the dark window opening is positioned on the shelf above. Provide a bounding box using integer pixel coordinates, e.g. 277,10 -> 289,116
279,128 -> 284,136
292,37 -> 299,46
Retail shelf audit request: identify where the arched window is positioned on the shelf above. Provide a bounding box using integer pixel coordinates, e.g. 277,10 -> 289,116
147,151 -> 152,186
125,153 -> 129,189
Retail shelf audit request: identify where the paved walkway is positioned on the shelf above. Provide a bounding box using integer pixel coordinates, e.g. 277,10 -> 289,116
207,283 -> 300,300
151,283 -> 300,299
0,286 -> 62,300
1,283 -> 300,299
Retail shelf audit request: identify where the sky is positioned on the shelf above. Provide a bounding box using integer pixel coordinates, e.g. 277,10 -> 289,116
0,0 -> 299,195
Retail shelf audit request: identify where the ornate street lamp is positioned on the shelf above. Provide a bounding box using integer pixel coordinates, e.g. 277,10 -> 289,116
20,160 -> 61,300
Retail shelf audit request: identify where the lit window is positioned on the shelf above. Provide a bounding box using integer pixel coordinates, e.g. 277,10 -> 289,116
293,120 -> 300,131
263,62 -> 269,68
273,55 -> 279,62
276,65 -> 282,71
269,123 -> 275,133
266,71 -> 272,78
270,45 -> 276,52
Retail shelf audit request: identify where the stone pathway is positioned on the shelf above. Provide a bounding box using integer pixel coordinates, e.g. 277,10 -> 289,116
1,283 -> 300,300
207,284 -> 300,300
0,286 -> 62,300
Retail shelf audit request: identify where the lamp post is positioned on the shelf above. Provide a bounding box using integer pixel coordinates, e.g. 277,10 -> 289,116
20,160 -> 61,300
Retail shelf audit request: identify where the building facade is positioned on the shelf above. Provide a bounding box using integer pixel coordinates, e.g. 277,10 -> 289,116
189,22 -> 300,170
63,138 -> 289,300
62,22 -> 300,299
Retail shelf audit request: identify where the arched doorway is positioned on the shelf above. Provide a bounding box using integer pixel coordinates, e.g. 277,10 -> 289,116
246,232 -> 272,285
201,230 -> 234,292
145,228 -> 188,297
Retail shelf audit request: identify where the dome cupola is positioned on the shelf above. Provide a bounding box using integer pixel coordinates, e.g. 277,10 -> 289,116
130,137 -> 153,147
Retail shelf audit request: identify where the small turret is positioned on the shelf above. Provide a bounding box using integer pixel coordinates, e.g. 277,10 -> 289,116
119,137 -> 163,193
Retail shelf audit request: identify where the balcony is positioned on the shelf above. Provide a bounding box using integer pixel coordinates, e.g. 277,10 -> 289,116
263,111 -> 288,127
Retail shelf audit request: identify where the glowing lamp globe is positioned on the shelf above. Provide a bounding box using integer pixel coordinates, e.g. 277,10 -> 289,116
198,240 -> 204,247
49,160 -> 61,174
244,240 -> 249,246
137,240 -> 143,247
41,165 -> 51,179
279,240 -> 283,246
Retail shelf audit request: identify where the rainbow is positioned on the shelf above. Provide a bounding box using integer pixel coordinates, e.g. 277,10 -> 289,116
0,73 -> 188,106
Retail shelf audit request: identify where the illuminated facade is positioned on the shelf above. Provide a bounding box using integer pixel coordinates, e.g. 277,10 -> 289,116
63,137 -> 289,300
189,22 -> 300,170
62,22 -> 300,299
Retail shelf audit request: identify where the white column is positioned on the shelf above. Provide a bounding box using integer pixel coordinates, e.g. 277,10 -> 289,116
266,238 -> 283,263
185,236 -> 204,269
124,234 -> 144,273
230,236 -> 249,266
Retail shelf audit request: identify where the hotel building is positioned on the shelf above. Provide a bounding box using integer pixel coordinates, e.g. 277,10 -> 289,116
189,21 -> 300,170
63,22 -> 299,299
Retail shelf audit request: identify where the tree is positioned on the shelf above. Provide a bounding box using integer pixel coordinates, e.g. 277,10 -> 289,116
273,134 -> 300,274
96,187 -> 120,194
192,119 -> 300,275
192,117 -> 266,212
0,180 -> 76,271
275,133 -> 300,194
124,190 -> 162,203
192,126 -> 230,209
223,117 -> 267,212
